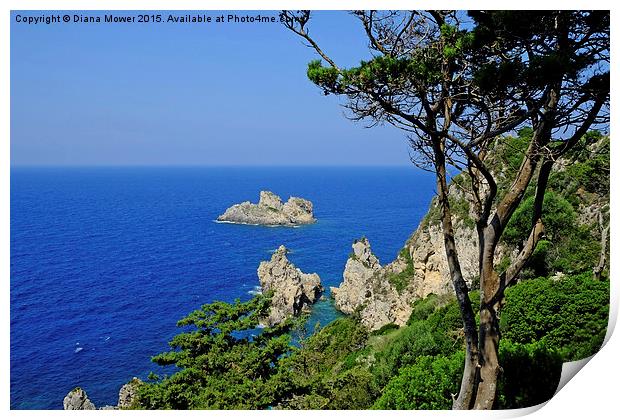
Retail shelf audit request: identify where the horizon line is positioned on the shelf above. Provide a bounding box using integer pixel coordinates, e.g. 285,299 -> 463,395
10,163 -> 422,169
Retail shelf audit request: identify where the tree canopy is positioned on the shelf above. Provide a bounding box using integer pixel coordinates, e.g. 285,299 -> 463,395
282,10 -> 609,409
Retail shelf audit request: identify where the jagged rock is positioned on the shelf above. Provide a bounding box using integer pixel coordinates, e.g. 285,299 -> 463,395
331,238 -> 380,314
118,377 -> 142,409
257,245 -> 323,325
63,387 -> 96,410
63,378 -> 143,410
217,191 -> 316,226
331,238 -> 410,330
403,213 -> 480,297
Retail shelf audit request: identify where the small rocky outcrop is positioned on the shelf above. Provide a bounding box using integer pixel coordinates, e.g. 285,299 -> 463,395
63,387 -> 96,410
217,191 -> 316,226
257,245 -> 323,325
63,378 -> 142,410
117,377 -> 142,409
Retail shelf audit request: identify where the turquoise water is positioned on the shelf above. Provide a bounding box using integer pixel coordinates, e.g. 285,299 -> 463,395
10,166 -> 435,409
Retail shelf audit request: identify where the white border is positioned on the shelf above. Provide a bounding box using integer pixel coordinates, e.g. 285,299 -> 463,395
2,1 -> 618,419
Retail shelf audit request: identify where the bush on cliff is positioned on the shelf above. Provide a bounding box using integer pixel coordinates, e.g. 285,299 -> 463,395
277,316 -> 377,409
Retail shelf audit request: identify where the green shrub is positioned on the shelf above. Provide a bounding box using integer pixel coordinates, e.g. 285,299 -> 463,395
449,195 -> 475,229
373,352 -> 465,409
324,366 -> 379,409
503,191 -> 576,247
278,318 -> 375,409
496,340 -> 562,409
548,133 -> 609,201
500,274 -> 609,360
372,320 -> 456,387
298,317 -> 369,371
546,224 -> 601,274
388,248 -> 415,293
407,293 -> 442,323
371,323 -> 400,336
424,289 -> 479,332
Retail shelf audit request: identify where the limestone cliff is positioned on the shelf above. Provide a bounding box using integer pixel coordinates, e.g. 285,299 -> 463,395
117,378 -> 142,409
330,195 -> 485,331
217,191 -> 316,226
257,245 -> 323,326
331,135 -> 609,331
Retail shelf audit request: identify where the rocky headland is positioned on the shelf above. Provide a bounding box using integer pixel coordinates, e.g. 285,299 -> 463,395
257,245 -> 323,326
217,191 -> 316,226
330,136 -> 610,331
330,217 -> 486,331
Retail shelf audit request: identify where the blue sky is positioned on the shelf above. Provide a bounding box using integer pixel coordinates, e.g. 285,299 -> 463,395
11,10 -> 413,166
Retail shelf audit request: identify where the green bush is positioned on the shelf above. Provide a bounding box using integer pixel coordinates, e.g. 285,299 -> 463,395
277,318 -> 376,409
371,323 -> 400,336
496,340 -> 562,409
294,317 -> 369,375
503,191 -> 576,247
282,365 -> 379,410
372,320 -> 456,387
422,289 -> 479,335
546,224 -> 601,274
549,133 -> 609,201
407,293 -> 442,323
500,274 -> 609,360
324,366 -> 379,409
502,190 -> 603,277
373,352 -> 465,409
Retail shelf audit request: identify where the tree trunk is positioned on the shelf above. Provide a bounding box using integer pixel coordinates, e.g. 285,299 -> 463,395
467,127 -> 549,409
593,210 -> 609,281
471,224 -> 502,409
430,137 -> 480,410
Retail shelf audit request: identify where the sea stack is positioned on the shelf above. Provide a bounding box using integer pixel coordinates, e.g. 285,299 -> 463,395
63,388 -> 96,410
217,191 -> 316,226
257,245 -> 323,326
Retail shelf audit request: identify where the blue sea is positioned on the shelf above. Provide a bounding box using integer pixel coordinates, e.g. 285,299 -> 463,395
10,167 -> 436,409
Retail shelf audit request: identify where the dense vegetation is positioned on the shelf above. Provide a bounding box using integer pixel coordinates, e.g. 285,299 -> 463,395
134,273 -> 608,409
501,130 -> 609,278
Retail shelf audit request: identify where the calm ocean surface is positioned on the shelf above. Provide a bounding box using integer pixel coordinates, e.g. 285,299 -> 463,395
10,167 -> 436,409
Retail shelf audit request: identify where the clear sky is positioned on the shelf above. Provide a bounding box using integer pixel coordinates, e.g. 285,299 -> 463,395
10,10 -> 414,166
